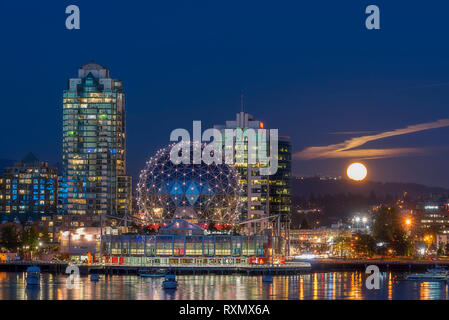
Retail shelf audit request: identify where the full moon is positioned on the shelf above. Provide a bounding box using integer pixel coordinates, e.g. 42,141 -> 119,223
347,163 -> 368,181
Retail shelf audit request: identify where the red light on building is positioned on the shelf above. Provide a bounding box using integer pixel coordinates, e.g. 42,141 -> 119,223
260,122 -> 264,129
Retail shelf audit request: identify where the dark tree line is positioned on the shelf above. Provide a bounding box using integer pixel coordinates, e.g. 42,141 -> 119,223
0,224 -> 42,252
353,206 -> 412,256
292,191 -> 416,227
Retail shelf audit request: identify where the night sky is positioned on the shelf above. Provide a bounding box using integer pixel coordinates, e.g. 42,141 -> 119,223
1,1 -> 449,188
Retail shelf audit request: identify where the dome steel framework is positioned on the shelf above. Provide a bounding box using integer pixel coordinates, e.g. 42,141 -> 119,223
137,143 -> 243,224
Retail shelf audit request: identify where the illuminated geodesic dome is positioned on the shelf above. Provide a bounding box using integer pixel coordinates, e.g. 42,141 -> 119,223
137,143 -> 243,224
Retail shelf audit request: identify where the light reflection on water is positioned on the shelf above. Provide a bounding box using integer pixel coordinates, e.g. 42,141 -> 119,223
0,271 -> 448,300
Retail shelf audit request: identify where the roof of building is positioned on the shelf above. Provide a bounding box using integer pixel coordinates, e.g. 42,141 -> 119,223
21,152 -> 39,164
80,62 -> 107,71
158,219 -> 205,235
78,62 -> 110,79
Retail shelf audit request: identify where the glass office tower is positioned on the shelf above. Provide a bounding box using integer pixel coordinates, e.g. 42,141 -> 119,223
214,112 -> 291,236
60,63 -> 131,219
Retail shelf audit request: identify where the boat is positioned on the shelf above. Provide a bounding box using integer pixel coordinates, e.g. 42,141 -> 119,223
262,274 -> 273,283
426,266 -> 448,274
162,274 -> 178,289
26,266 -> 41,287
404,245 -> 449,281
425,249 -> 448,274
90,274 -> 100,282
139,269 -> 166,278
404,273 -> 449,282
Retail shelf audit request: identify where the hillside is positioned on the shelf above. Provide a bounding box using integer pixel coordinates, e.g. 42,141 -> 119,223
292,177 -> 449,199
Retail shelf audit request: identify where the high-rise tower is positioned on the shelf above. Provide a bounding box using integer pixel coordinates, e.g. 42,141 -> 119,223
214,112 -> 291,235
60,63 -> 131,220
0,153 -> 57,215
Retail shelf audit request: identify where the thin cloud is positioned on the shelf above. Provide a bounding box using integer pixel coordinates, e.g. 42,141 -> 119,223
295,119 -> 449,160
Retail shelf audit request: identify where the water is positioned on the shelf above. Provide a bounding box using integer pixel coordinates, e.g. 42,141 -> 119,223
1,271 -> 449,300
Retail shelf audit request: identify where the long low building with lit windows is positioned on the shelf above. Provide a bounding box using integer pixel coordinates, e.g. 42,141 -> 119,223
102,220 -> 271,265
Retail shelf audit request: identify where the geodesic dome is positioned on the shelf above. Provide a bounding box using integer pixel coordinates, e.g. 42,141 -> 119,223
137,143 -> 243,224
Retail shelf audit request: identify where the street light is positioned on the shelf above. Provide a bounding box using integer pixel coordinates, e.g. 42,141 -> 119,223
423,234 -> 434,248
353,215 -> 368,232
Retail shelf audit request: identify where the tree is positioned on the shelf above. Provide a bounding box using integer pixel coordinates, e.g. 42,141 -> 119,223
372,206 -> 394,243
391,229 -> 412,256
299,218 -> 310,230
372,206 -> 411,256
40,227 -> 51,244
0,224 -> 20,252
438,242 -> 445,256
22,227 -> 39,250
333,235 -> 353,258
353,233 -> 376,257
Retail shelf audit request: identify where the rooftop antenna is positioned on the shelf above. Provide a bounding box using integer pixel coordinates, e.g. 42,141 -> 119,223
240,89 -> 245,113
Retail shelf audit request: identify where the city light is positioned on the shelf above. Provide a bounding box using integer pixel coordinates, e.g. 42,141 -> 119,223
0,2 -> 448,304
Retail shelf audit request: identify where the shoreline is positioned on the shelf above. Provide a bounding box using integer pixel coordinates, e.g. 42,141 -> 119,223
0,259 -> 447,275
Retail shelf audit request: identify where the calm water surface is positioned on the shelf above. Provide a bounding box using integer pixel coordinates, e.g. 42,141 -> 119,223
0,271 -> 448,300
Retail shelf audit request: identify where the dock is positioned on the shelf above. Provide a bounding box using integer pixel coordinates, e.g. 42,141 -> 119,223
0,261 -> 312,275
309,259 -> 449,272
1,259 -> 447,275
89,262 -> 312,275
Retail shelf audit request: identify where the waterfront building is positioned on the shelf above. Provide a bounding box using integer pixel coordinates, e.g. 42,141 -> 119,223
59,227 -> 101,262
289,228 -> 352,257
0,212 -> 99,243
214,112 -> 291,235
41,214 -> 100,242
0,153 -> 57,215
417,199 -> 449,233
60,62 -> 132,221
102,219 -> 270,265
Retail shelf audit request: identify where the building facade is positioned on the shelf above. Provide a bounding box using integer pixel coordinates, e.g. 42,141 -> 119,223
289,228 -> 353,257
0,153 -> 57,215
102,219 -> 270,265
60,63 -> 132,220
214,112 -> 291,235
39,214 -> 99,242
417,200 -> 449,234
60,227 -> 101,262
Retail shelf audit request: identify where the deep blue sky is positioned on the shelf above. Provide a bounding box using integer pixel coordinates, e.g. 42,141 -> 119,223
1,0 -> 449,187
